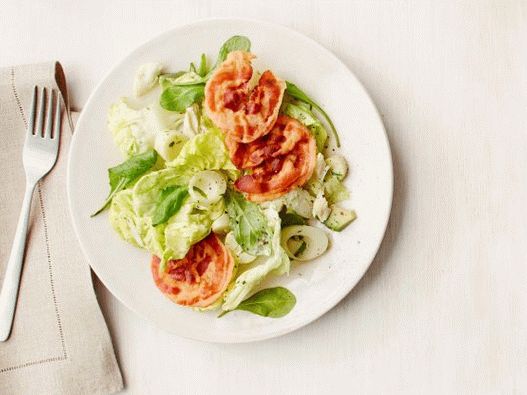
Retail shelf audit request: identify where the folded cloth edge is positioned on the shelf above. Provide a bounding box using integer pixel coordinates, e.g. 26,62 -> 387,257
0,61 -> 124,395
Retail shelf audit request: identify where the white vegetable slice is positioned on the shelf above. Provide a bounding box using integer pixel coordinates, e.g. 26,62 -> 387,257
224,232 -> 257,264
307,153 -> 330,195
154,130 -> 187,161
211,213 -> 230,234
133,63 -> 163,97
312,191 -> 331,222
188,171 -> 226,207
182,105 -> 201,137
280,225 -> 329,261
326,155 -> 348,181
284,189 -> 314,218
314,153 -> 329,181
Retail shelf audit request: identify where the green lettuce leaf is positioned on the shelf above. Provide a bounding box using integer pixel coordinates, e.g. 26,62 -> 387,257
133,128 -> 237,217
324,175 -> 350,204
109,190 -> 166,258
222,208 -> 290,311
110,189 -> 224,266
127,128 -> 238,265
225,190 -> 272,256
261,188 -> 314,219
167,128 -> 238,178
108,98 -> 184,158
153,104 -> 203,161
163,199 -> 225,262
132,168 -> 187,218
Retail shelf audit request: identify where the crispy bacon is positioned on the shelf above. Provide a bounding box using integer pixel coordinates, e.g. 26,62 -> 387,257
205,51 -> 285,143
233,115 -> 317,202
151,233 -> 234,308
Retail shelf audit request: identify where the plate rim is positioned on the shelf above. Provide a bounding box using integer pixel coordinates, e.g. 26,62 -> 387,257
67,17 -> 393,343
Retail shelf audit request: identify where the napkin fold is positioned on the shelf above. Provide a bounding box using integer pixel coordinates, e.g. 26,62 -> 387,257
0,62 -> 123,395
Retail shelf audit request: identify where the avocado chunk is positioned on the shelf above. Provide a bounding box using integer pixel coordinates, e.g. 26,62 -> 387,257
324,206 -> 357,231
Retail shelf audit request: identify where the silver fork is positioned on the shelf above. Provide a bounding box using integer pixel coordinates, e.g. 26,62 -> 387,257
0,86 -> 61,342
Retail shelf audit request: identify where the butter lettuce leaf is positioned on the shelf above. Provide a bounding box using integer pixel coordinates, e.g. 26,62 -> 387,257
133,128 -> 237,218
324,175 -> 350,205
111,189 -> 224,267
108,98 -> 186,158
225,190 -> 272,256
127,127 -> 238,265
109,190 -> 166,258
261,188 -> 314,219
164,199 -> 224,261
167,128 -> 238,178
222,208 -> 290,311
132,168 -> 187,218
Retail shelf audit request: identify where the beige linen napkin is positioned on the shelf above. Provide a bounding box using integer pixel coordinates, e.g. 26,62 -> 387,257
0,62 -> 123,395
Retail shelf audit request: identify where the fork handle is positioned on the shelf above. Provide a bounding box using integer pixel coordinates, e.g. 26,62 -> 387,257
0,181 -> 36,341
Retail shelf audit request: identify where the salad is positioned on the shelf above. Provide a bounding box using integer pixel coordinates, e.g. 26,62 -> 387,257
92,36 -> 356,318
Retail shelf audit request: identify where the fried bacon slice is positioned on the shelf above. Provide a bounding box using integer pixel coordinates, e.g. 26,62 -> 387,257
233,115 -> 317,202
205,51 -> 285,143
151,233 -> 234,308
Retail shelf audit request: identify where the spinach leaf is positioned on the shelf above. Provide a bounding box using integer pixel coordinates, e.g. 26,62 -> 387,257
216,35 -> 251,66
219,287 -> 296,318
160,84 -> 205,112
279,208 -> 307,226
188,53 -> 208,78
159,36 -> 251,88
198,53 -> 208,77
151,186 -> 189,226
92,150 -> 157,216
285,81 -> 341,147
225,189 -> 272,256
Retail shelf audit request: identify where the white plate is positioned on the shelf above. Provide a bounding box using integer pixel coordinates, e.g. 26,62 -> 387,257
67,18 -> 393,343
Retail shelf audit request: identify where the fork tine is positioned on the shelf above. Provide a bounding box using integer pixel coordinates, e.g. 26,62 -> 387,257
53,91 -> 62,140
44,89 -> 54,138
36,87 -> 46,137
27,86 -> 38,135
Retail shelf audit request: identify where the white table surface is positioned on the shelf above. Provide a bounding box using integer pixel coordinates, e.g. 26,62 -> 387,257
2,1 -> 527,394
